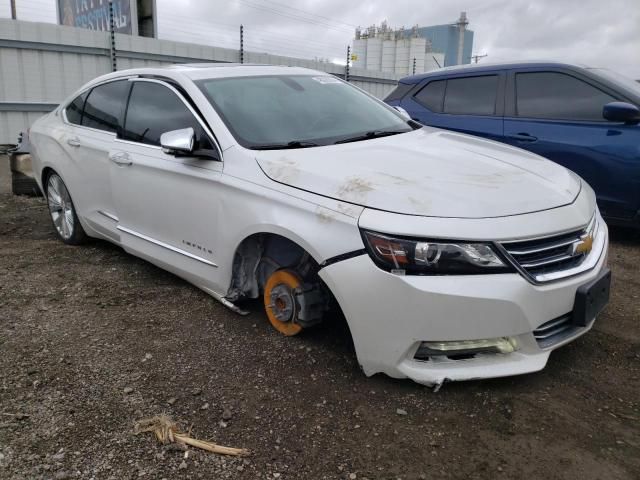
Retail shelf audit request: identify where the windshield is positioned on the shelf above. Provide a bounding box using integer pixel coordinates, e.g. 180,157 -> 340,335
196,75 -> 413,149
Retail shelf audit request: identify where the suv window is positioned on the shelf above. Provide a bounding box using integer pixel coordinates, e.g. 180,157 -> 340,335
384,82 -> 414,102
82,80 -> 130,133
443,76 -> 498,115
414,80 -> 446,112
123,82 -> 212,148
516,72 -> 617,121
65,92 -> 87,125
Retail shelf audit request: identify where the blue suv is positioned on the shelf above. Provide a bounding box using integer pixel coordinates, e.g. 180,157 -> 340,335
385,62 -> 640,228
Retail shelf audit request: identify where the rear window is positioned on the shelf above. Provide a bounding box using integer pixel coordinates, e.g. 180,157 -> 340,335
384,82 -> 413,102
443,76 -> 498,115
414,80 -> 446,112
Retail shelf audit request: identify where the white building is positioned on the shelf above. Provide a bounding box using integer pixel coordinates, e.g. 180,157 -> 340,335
352,23 -> 445,76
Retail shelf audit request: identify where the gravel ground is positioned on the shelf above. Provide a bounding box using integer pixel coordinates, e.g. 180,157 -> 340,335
0,162 -> 639,479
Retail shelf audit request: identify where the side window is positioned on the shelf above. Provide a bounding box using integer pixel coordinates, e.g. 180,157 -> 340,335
65,92 -> 87,125
516,72 -> 617,121
443,76 -> 498,115
123,82 -> 212,149
414,80 -> 445,112
82,80 -> 130,133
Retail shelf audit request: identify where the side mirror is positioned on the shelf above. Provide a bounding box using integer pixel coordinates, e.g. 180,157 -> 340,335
160,127 -> 195,154
602,102 -> 640,125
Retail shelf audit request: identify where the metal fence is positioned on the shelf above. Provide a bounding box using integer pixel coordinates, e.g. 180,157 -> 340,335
0,19 -> 401,144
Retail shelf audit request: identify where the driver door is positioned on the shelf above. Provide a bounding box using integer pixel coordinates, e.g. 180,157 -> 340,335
110,78 -> 226,293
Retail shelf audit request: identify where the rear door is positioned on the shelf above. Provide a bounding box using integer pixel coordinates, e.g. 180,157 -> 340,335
400,72 -> 505,142
68,79 -> 130,240
504,68 -> 640,220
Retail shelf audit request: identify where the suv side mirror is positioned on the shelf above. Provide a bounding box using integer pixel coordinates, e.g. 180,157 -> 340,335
603,102 -> 640,125
160,127 -> 195,154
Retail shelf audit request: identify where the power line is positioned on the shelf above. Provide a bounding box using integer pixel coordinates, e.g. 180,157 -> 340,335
236,0 -> 353,34
250,0 -> 357,29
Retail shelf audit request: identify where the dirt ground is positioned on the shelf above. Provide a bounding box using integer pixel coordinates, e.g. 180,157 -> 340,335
0,162 -> 639,480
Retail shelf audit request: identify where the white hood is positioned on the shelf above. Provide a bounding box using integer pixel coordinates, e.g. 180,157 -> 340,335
256,128 -> 581,219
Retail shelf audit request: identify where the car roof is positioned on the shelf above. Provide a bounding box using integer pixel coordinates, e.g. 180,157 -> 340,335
159,63 -> 327,80
79,64 -> 331,91
399,60 -> 591,84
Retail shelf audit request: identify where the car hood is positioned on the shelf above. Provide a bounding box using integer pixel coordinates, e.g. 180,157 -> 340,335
255,128 -> 581,218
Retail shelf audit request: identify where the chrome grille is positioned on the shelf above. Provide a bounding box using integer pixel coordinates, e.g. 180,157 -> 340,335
533,314 -> 580,349
499,216 -> 599,283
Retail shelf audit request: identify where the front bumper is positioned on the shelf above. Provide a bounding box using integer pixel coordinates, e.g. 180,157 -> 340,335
319,223 -> 609,387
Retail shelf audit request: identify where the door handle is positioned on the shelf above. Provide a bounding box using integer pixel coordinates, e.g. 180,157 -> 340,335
66,137 -> 81,147
508,133 -> 538,142
109,151 -> 132,166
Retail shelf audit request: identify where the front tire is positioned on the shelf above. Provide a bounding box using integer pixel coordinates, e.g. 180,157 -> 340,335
45,172 -> 87,245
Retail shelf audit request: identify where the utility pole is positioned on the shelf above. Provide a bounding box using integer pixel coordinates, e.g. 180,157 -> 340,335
108,1 -> 117,72
470,53 -> 488,64
412,57 -> 416,75
10,0 -> 16,19
345,45 -> 350,82
240,24 -> 244,64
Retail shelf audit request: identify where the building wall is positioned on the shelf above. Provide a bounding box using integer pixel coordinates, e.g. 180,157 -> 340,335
0,19 -> 401,144
415,25 -> 474,67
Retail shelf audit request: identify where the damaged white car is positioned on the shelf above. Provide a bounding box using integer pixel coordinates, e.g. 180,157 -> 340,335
29,64 -> 610,387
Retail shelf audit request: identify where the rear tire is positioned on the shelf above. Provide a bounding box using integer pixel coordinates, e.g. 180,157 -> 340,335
45,172 -> 87,245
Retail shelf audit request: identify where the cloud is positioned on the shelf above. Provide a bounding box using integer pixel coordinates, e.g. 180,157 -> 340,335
3,0 -> 639,78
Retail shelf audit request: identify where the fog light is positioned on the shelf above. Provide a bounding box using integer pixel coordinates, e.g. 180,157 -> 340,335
415,337 -> 517,360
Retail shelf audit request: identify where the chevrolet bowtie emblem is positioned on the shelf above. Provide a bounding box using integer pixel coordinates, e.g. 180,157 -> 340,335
573,235 -> 594,255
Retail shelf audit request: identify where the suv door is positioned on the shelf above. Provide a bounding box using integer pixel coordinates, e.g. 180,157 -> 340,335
504,68 -> 640,221
62,80 -> 130,240
109,78 -> 225,292
400,73 -> 505,142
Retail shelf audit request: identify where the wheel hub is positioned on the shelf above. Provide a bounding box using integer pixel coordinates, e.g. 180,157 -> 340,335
268,284 -> 295,322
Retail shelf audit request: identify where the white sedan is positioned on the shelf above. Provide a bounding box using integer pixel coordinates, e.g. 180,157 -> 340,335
29,64 -> 610,387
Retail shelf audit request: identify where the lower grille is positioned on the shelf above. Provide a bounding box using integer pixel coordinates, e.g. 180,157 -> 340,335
533,314 -> 581,349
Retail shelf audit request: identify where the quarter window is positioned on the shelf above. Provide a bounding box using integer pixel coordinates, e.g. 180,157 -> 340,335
385,82 -> 414,102
81,80 -> 130,133
123,82 -> 211,149
443,76 -> 498,115
414,80 -> 446,112
516,72 -> 616,121
65,92 -> 87,125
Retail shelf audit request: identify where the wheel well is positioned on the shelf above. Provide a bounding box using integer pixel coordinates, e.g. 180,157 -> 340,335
227,233 -> 320,301
41,167 -> 55,190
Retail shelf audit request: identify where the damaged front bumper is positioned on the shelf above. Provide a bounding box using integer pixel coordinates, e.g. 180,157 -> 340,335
319,229 -> 609,387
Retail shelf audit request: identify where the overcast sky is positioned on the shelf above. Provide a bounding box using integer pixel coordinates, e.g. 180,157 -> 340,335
2,0 -> 639,78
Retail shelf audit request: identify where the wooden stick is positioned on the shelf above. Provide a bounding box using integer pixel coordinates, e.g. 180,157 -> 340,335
134,415 -> 249,456
174,433 -> 249,456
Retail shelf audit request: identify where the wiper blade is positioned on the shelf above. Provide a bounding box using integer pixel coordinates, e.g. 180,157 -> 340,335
250,140 -> 320,150
334,130 -> 404,145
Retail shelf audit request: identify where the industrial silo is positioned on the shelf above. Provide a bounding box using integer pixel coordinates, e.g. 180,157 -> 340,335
352,38 -> 367,70
365,36 -> 383,71
381,37 -> 396,73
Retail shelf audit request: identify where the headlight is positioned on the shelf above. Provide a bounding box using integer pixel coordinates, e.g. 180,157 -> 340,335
362,231 -> 512,275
